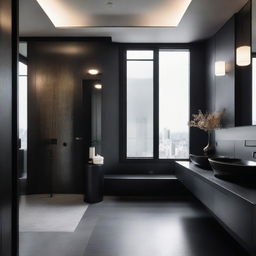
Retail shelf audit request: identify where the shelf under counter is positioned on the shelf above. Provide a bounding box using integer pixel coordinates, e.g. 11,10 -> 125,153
175,161 -> 256,256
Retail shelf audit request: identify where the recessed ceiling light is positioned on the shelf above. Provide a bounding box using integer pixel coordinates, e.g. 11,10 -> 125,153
36,0 -> 192,28
94,84 -> 102,90
88,69 -> 100,75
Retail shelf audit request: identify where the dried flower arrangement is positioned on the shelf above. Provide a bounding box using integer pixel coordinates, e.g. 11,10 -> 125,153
188,110 -> 224,132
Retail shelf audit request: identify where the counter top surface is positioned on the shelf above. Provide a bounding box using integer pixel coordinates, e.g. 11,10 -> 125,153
176,161 -> 256,205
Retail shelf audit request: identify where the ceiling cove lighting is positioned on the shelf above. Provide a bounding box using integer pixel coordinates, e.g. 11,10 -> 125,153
36,0 -> 85,27
142,0 -> 192,27
236,46 -> 251,67
36,0 -> 192,28
215,61 -> 226,76
94,84 -> 102,90
88,69 -> 100,75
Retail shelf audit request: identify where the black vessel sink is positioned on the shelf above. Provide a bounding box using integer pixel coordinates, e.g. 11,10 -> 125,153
189,154 -> 211,169
209,157 -> 256,180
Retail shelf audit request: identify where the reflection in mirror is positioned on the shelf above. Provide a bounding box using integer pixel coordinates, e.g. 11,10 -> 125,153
91,83 -> 102,154
83,79 -> 102,159
252,0 -> 256,124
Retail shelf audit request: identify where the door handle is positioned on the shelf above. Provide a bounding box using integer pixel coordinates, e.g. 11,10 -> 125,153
75,137 -> 83,141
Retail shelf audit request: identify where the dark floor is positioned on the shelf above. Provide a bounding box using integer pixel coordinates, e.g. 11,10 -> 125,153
19,196 -> 249,256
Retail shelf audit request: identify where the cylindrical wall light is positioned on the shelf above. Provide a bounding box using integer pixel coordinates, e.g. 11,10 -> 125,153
236,46 -> 251,66
215,61 -> 226,76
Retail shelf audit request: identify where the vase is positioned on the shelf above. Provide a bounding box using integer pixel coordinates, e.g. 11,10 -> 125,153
203,131 -> 215,156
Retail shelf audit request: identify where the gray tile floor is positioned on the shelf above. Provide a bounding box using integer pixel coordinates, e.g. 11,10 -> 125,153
19,196 -> 249,256
19,194 -> 88,232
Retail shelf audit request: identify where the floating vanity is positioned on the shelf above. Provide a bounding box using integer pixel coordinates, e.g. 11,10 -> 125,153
175,161 -> 256,255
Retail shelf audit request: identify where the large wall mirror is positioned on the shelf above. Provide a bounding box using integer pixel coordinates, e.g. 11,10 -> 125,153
252,0 -> 256,124
235,0 -> 256,127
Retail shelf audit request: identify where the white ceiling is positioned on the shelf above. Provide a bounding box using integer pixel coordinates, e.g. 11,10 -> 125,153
36,0 -> 192,27
19,0 -> 248,43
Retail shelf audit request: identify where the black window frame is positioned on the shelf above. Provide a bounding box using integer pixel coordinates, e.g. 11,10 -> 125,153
120,45 -> 191,163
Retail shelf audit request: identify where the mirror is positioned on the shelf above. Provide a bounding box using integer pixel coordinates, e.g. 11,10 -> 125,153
252,0 -> 256,125
83,79 -> 103,159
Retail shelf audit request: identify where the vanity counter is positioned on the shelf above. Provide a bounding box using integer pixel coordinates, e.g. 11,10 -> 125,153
176,161 -> 256,205
175,161 -> 256,255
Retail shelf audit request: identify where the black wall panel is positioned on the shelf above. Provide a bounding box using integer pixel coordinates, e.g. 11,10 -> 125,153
189,42 -> 208,155
206,1 -> 253,160
215,17 -> 236,127
27,40 -> 207,193
235,1 -> 252,126
0,0 -> 18,255
206,1 -> 251,127
206,17 -> 236,127
28,41 -> 120,193
206,37 -> 216,113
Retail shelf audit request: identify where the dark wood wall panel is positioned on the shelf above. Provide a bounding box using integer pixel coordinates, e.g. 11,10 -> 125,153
0,0 -> 17,255
28,53 -> 56,193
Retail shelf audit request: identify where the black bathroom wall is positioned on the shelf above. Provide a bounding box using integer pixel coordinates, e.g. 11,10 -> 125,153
235,1 -> 252,126
0,0 -> 18,255
189,42 -> 208,155
206,1 -> 251,127
27,39 -> 119,194
26,39 -> 207,193
206,17 -> 236,127
206,1 -> 254,159
215,126 -> 256,160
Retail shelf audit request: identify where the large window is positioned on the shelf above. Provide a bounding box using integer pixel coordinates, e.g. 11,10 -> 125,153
126,51 -> 154,158
159,50 -> 189,159
124,49 -> 190,160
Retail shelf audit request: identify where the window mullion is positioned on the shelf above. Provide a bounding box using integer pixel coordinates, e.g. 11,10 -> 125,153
153,49 -> 159,160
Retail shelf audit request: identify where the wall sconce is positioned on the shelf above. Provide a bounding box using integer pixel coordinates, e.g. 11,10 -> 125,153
94,83 -> 102,90
88,69 -> 100,75
236,46 -> 251,66
215,61 -> 226,76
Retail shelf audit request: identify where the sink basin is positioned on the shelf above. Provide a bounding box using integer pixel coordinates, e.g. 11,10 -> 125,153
209,157 -> 256,180
189,154 -> 211,169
